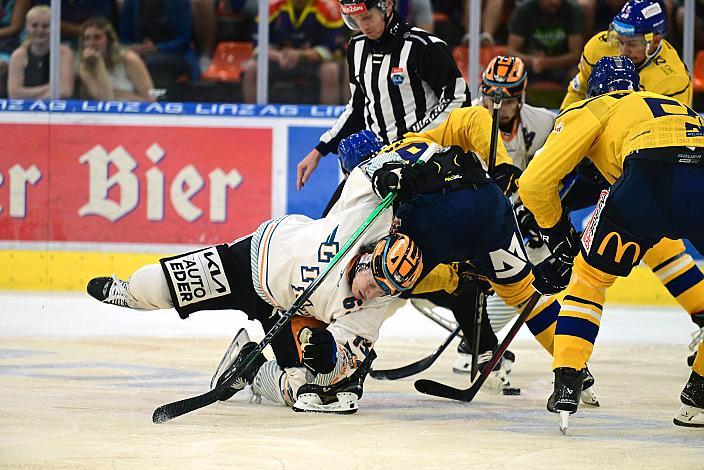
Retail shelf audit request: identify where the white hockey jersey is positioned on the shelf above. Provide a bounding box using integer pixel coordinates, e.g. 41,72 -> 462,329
472,100 -> 555,170
250,168 -> 393,345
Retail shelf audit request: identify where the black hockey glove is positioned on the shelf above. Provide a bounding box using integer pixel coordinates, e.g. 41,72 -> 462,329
372,161 -> 424,202
298,327 -> 338,375
532,216 -> 581,295
513,202 -> 543,249
493,163 -> 522,196
532,255 -> 572,295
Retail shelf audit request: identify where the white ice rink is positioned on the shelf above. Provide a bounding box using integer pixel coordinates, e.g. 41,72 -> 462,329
1,292 -> 703,469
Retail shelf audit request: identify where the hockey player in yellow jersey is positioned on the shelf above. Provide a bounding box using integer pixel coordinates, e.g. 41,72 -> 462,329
519,56 -> 704,432
561,0 -> 691,109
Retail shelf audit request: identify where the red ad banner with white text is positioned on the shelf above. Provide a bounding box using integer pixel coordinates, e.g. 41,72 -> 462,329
0,122 -> 272,245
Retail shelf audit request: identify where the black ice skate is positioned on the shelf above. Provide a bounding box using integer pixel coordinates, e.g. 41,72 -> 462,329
293,350 -> 376,414
547,367 -> 586,435
210,328 -> 266,401
86,275 -> 140,309
673,371 -> 704,428
453,339 -> 515,392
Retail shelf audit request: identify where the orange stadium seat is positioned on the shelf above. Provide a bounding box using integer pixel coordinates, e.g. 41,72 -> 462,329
452,45 -> 507,83
202,41 -> 253,82
693,50 -> 704,93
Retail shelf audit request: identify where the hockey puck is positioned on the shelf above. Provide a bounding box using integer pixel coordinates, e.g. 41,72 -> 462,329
503,387 -> 521,396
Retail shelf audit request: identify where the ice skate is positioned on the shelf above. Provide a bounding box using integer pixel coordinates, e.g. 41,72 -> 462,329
211,328 -> 266,401
580,365 -> 600,407
86,275 -> 141,309
547,368 -> 586,434
293,350 -> 376,414
673,372 -> 704,428
453,341 -> 514,392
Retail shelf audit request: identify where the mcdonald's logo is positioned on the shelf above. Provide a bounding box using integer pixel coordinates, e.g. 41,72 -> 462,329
596,232 -> 641,264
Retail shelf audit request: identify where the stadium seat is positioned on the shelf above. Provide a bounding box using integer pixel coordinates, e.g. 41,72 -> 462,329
452,45 -> 507,84
693,50 -> 704,93
202,41 -> 253,82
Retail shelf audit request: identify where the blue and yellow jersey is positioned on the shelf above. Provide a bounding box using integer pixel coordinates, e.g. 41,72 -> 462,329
255,0 -> 346,60
561,31 -> 692,109
520,90 -> 704,228
401,106 -> 512,168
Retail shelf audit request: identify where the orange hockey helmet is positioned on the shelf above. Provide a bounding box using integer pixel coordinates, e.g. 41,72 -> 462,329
371,233 -> 424,296
480,55 -> 527,99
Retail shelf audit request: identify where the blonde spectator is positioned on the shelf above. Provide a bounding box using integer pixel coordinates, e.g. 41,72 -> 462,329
7,5 -> 74,99
78,17 -> 155,101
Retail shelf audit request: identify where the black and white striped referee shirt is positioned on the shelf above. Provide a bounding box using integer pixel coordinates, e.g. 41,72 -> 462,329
315,12 -> 471,155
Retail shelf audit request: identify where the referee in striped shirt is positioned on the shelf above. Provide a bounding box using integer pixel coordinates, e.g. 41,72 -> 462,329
296,0 -> 471,190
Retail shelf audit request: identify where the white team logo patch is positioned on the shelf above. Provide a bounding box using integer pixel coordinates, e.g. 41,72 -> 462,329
641,3 -> 662,19
490,233 -> 528,279
164,247 -> 231,307
582,189 -> 610,254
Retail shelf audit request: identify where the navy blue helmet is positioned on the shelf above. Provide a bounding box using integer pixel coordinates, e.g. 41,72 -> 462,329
586,56 -> 640,98
337,130 -> 383,174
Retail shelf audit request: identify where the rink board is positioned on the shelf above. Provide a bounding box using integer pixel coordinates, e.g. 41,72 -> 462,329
0,100 -> 702,306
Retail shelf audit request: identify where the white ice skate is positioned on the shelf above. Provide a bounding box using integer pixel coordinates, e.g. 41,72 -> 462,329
86,275 -> 141,309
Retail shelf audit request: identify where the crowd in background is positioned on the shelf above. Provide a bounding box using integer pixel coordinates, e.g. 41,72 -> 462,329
0,0 -> 702,108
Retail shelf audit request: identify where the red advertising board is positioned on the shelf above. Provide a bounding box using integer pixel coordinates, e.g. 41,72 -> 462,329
0,123 -> 272,245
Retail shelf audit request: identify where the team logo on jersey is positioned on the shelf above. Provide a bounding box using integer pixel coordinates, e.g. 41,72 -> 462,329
390,67 -> 405,86
489,233 -> 528,280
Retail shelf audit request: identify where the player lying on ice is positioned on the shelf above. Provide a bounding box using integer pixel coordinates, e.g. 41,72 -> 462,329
519,56 -> 704,432
86,106 -> 585,415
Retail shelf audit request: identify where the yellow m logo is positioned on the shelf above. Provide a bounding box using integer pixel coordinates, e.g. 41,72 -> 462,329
596,232 -> 641,264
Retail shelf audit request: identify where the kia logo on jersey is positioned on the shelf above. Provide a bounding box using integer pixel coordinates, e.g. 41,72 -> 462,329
390,67 -> 405,86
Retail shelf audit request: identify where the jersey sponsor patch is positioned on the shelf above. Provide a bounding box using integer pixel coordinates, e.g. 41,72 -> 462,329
162,247 -> 232,308
390,67 -> 405,86
641,3 -> 662,18
552,121 -> 564,135
582,189 -> 610,254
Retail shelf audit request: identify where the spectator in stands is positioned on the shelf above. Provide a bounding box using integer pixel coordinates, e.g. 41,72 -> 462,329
7,5 -> 73,99
32,0 -> 118,46
506,0 -> 585,86
675,0 -> 704,53
190,0 -> 216,72
77,16 -> 155,101
431,0 -> 465,48
396,0 -> 434,32
119,0 -> 200,89
241,0 -> 347,105
0,0 -> 31,97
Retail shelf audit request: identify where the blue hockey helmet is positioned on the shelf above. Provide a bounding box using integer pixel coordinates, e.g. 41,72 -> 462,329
610,0 -> 666,39
337,130 -> 383,174
586,56 -> 640,98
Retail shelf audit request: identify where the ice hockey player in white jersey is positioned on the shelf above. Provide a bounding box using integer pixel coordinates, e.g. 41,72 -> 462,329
86,164 -> 425,414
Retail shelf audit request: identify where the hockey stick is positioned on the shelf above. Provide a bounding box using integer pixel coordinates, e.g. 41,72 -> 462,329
414,291 -> 540,402
152,144 -> 439,424
369,325 -> 461,380
472,88 -> 503,379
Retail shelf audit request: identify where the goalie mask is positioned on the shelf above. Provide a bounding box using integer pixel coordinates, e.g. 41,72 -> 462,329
347,233 -> 423,298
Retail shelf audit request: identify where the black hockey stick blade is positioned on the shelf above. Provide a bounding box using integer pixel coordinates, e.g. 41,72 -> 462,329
153,389 -> 221,424
414,292 -> 540,402
370,325 -> 461,380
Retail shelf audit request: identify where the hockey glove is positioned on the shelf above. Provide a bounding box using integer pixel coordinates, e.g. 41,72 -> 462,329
531,216 -> 580,295
372,161 -> 424,202
532,255 -> 572,295
298,327 -> 338,375
513,203 -> 543,249
493,163 -> 522,196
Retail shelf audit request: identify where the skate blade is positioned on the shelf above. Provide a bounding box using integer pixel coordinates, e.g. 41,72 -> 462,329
559,410 -> 570,435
